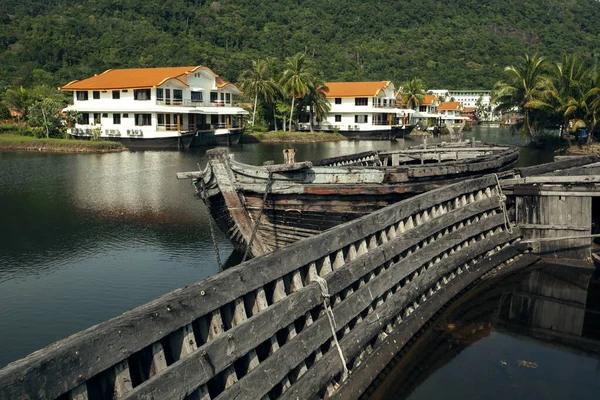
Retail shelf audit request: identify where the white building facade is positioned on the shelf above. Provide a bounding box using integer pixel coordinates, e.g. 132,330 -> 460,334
61,66 -> 248,148
305,81 -> 412,139
430,89 -> 500,122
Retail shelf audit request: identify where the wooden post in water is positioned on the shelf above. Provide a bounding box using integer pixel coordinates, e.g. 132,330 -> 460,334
283,148 -> 296,164
515,190 -> 592,262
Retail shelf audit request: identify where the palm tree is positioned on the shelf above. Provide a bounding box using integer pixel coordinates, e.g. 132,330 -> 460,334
547,54 -> 587,139
4,86 -> 30,121
300,80 -> 330,132
280,53 -> 315,132
397,78 -> 426,109
238,59 -> 278,132
493,54 -> 553,143
264,57 -> 282,131
579,71 -> 600,143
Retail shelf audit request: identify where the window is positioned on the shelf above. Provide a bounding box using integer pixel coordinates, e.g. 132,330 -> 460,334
210,92 -> 218,103
134,114 -> 152,126
134,89 -> 151,101
113,113 -> 121,124
93,91 -> 100,99
157,114 -> 165,125
419,105 -> 427,112
335,115 -> 342,122
102,113 -> 108,118
355,115 -> 368,123
156,88 -> 164,101
80,113 -> 90,124
191,91 -> 203,103
173,89 -> 183,105
123,113 -> 129,118
355,98 -> 368,106
226,93 -> 231,104
335,98 -> 342,105
112,90 -> 120,99
93,113 -> 100,124
76,91 -> 88,101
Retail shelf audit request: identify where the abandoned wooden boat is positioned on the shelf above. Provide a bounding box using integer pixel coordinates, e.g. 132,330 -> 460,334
178,141 -> 520,258
0,173 -> 540,400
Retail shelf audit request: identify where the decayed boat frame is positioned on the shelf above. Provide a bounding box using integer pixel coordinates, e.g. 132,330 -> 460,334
0,174 -> 538,400
180,141 -> 520,257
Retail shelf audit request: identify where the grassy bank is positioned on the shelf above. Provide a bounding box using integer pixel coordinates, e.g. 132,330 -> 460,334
0,134 -> 125,153
247,130 -> 345,143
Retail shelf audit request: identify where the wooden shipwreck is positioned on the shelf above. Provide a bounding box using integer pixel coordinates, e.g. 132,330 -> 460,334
0,173 -> 539,400
178,141 -> 520,257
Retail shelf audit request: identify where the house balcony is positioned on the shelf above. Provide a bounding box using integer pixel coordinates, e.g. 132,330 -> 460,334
156,99 -> 234,107
157,123 -> 244,132
372,103 -> 398,109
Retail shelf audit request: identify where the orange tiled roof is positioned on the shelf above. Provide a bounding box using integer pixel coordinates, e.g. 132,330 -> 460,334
462,107 -> 477,113
324,81 -> 392,98
60,66 -> 239,92
438,101 -> 461,111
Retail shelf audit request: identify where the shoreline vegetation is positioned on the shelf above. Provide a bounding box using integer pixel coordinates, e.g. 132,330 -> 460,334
0,134 -> 124,153
246,130 -> 345,143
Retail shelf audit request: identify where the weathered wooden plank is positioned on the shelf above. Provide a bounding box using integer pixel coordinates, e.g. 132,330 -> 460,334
329,252 -> 540,400
207,149 -> 270,257
68,384 -> 88,400
502,175 -> 600,185
518,155 -> 600,177
122,286 -> 323,400
216,218 -> 512,400
520,224 -> 591,231
177,171 -> 204,180
282,236 -> 527,400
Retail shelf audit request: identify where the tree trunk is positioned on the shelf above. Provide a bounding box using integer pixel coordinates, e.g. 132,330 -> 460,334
251,93 -> 258,133
41,106 -> 50,138
588,118 -> 596,145
309,105 -> 314,133
273,104 -> 278,131
289,97 -> 295,132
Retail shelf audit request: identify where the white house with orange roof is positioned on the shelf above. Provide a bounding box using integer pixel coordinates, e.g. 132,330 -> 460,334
302,81 -> 413,139
438,101 -> 468,124
397,94 -> 441,126
60,66 -> 248,149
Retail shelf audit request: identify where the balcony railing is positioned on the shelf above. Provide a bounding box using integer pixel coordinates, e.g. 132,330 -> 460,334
157,123 -> 244,132
156,99 -> 234,107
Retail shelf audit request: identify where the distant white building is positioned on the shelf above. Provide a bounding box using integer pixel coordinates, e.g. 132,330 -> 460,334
302,81 -> 412,139
429,89 -> 499,121
60,66 -> 248,148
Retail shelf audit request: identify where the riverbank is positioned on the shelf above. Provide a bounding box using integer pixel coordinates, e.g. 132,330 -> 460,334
565,143 -> 600,155
246,131 -> 345,143
0,134 -> 125,153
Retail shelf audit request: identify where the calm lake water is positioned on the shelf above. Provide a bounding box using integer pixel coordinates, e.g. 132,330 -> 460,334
0,126 -> 591,397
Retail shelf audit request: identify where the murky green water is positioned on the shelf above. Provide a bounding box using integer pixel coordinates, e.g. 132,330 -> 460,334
368,263 -> 600,400
0,126 -> 569,376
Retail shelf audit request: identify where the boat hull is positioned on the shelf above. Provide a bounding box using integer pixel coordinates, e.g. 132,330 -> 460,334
195,143 -> 520,258
192,128 -> 244,146
338,126 -> 412,140
69,132 -> 196,149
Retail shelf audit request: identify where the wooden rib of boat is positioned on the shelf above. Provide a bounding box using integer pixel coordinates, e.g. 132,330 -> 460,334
178,141 -> 520,258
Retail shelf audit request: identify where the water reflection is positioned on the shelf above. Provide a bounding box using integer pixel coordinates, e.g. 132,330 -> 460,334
368,263 -> 600,400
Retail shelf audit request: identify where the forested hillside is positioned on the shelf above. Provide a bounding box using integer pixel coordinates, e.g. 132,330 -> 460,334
1,0 -> 599,89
